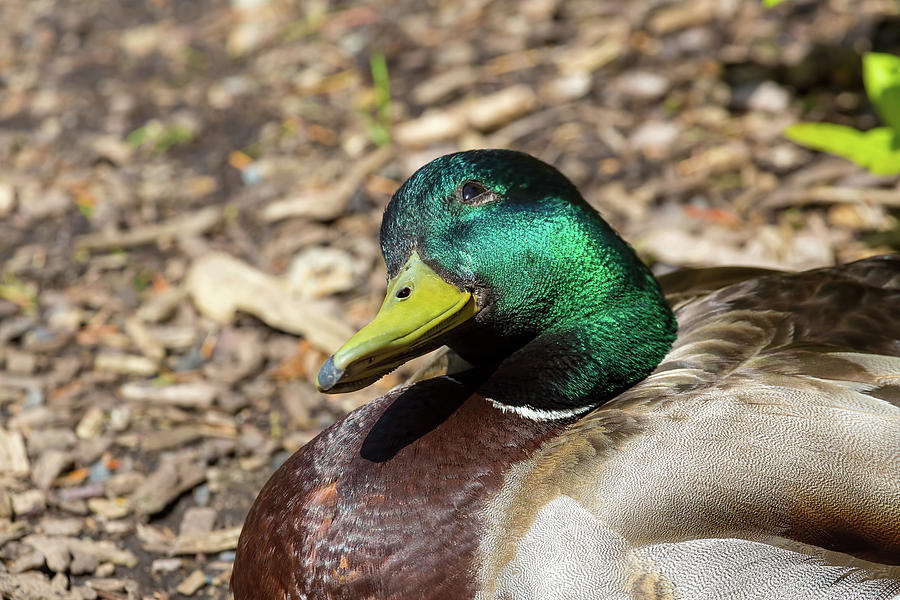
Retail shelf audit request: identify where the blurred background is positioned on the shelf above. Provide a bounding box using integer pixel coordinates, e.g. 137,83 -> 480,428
1,0 -> 899,598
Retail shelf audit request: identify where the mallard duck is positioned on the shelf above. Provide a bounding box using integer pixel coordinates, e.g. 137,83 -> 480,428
232,150 -> 900,599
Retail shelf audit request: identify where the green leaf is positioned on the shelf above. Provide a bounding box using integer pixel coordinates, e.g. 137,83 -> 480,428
785,123 -> 900,175
763,0 -> 789,6
125,126 -> 149,149
863,52 -> 900,134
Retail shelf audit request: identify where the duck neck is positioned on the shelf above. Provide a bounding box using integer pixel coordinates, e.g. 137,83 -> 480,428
451,234 -> 678,420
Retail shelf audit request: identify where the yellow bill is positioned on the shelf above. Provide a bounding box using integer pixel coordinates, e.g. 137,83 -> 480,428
316,252 -> 479,393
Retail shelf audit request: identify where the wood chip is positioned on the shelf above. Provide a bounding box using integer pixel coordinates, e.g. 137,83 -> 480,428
75,406 -> 105,439
87,497 -> 130,520
0,489 -> 12,519
412,66 -> 476,105
557,36 -> 625,75
142,429 -> 200,457
763,185 -> 900,209
123,317 -> 166,361
23,535 -> 71,573
119,381 -> 217,409
0,429 -> 30,477
151,558 -> 183,573
649,0 -> 716,34
172,527 -> 242,555
135,288 -> 185,323
176,569 -> 207,595
10,550 -> 45,573
186,252 -> 354,354
0,520 -> 29,546
11,489 -> 46,517
70,549 -> 100,575
394,109 -> 467,147
467,85 -> 538,131
677,143 -> 748,178
179,506 -> 217,536
130,458 -> 206,515
93,352 -> 158,376
0,571 -> 91,600
32,449 -> 72,490
76,206 -> 221,251
261,146 -> 394,222
66,538 -> 138,567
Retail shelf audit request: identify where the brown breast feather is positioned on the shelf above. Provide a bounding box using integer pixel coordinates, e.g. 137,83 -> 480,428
232,376 -> 569,600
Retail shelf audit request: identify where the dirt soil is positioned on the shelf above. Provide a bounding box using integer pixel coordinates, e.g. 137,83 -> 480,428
1,0 -> 899,598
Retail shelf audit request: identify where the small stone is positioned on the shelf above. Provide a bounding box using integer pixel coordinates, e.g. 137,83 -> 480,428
152,557 -> 183,573
675,27 -> 714,53
631,121 -> 682,158
616,71 -> 670,101
748,81 -> 790,113
176,569 -> 207,595
218,550 -> 236,562
193,484 -> 211,507
120,25 -> 161,57
88,460 -> 111,484
545,72 -> 592,102
761,143 -> 807,171
735,80 -> 791,114
11,489 -> 46,516
228,22 -> 268,56
108,406 -> 132,432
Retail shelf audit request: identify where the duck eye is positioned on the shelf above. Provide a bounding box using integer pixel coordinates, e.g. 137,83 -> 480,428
396,286 -> 411,299
460,182 -> 487,203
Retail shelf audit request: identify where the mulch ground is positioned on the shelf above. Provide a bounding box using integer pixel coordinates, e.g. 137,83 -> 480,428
1,0 -> 899,598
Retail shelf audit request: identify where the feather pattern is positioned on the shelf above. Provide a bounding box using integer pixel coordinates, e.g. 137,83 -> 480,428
476,256 -> 900,598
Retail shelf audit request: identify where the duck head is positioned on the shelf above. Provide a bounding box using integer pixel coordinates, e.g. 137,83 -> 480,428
317,149 -> 676,416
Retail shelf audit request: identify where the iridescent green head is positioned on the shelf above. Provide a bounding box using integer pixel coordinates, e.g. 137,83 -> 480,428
317,149 -> 677,415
